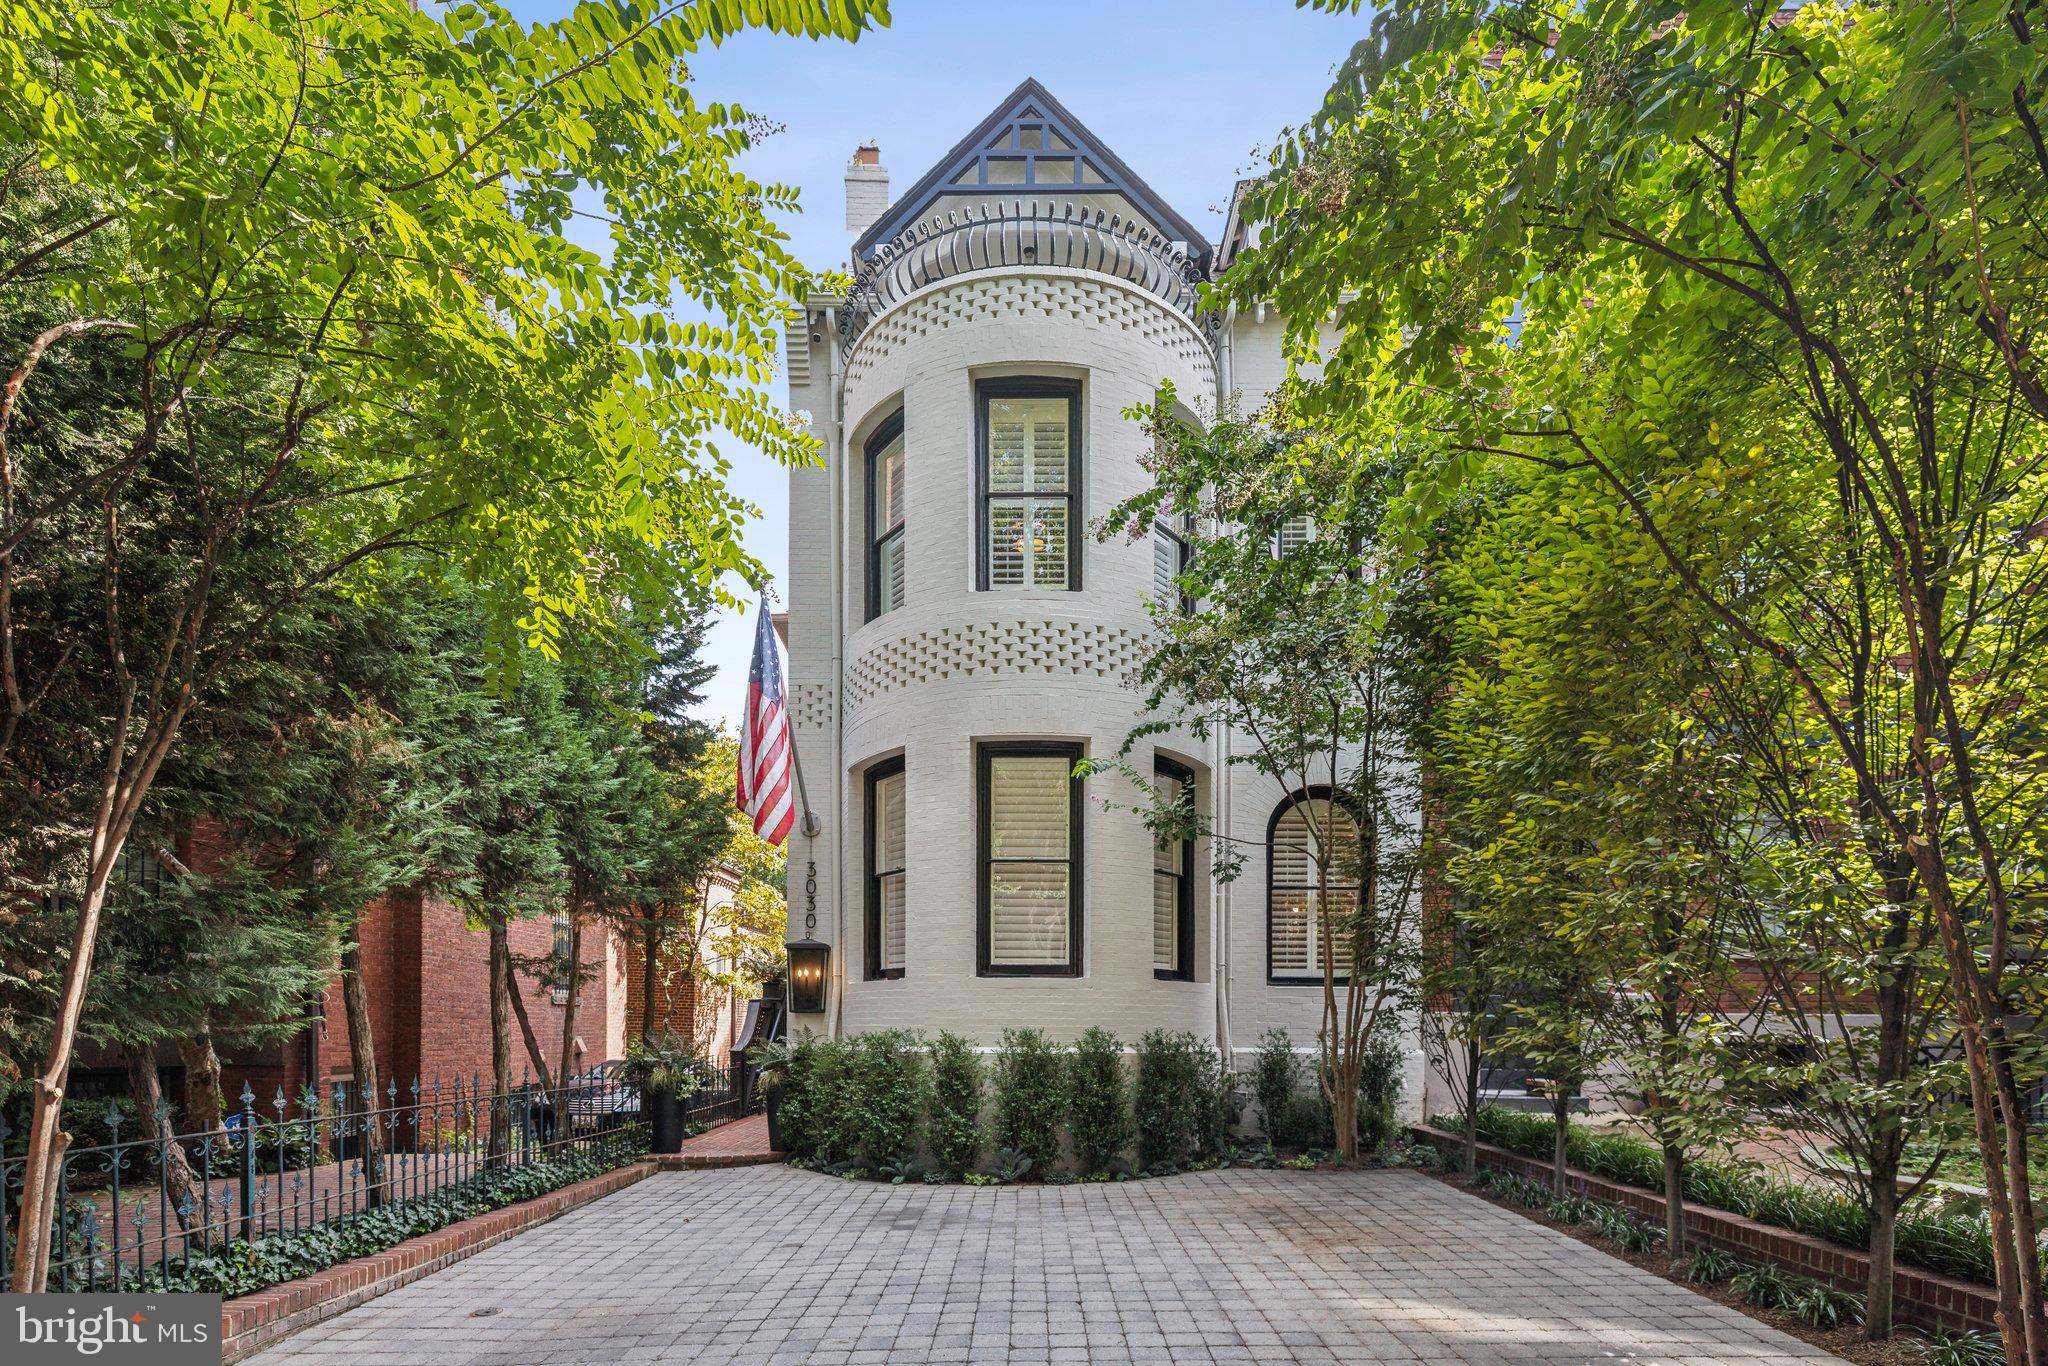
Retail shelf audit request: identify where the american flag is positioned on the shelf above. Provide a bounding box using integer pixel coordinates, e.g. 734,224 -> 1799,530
737,599 -> 796,846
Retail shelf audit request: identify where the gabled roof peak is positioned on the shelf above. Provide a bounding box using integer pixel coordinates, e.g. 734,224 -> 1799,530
852,78 -> 1210,266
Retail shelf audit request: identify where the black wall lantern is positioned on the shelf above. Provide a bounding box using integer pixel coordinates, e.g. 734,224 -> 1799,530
787,939 -> 830,1014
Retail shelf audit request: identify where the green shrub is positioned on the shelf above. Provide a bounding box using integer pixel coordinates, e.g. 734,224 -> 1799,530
1251,1028 -> 1302,1141
1546,1193 -> 1592,1225
1274,1091 -> 1331,1151
779,1035 -> 860,1164
1355,1030 -> 1402,1154
850,1030 -> 926,1168
1922,1329 -> 2007,1366
1134,1030 -> 1213,1169
775,1034 -> 822,1159
1895,1208 -> 1999,1286
1731,1261 -> 1799,1312
993,1028 -> 1064,1176
1791,1281 -> 1863,1330
1066,1028 -> 1133,1175
1682,1246 -> 1740,1284
927,1032 -> 983,1177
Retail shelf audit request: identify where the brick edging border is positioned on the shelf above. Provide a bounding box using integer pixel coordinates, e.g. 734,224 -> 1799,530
1409,1124 -> 1998,1337
219,1160 -> 655,1362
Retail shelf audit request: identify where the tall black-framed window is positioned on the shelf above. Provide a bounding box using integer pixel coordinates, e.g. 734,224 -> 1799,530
1267,786 -> 1359,985
550,917 -> 572,1004
865,412 -> 907,620
865,756 -> 906,980
977,741 -> 1083,976
1153,757 -> 1195,980
1152,511 -> 1193,615
977,378 -> 1081,592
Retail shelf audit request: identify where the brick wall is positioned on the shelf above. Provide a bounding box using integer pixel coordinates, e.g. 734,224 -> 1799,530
216,892 -> 628,1112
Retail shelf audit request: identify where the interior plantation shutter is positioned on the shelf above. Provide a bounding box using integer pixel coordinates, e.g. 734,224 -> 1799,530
987,753 -> 1072,966
986,396 -> 1070,590
876,432 -> 907,613
876,769 -> 907,972
1270,797 -> 1360,977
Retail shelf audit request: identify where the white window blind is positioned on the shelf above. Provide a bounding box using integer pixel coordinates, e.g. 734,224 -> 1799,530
874,768 -> 906,973
1270,796 -> 1360,977
986,751 -> 1075,968
985,395 -> 1071,590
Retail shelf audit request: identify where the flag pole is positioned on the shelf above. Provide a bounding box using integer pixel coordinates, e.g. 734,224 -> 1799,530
787,730 -> 821,839
765,594 -> 821,839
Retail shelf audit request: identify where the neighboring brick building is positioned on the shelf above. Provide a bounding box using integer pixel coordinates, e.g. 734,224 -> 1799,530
621,863 -> 750,1063
218,889 -> 631,1111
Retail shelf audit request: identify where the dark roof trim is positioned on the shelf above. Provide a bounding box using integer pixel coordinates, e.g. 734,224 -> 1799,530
853,78 -> 1212,267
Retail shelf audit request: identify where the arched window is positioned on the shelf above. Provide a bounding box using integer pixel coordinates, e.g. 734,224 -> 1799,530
1267,789 -> 1359,984
865,412 -> 906,620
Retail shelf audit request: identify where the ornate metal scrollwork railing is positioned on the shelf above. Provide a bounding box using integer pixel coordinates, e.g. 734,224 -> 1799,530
839,200 -> 1219,351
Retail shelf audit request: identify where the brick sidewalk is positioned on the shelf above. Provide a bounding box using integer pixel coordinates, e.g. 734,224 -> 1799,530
246,1164 -> 1843,1364
652,1112 -> 780,1169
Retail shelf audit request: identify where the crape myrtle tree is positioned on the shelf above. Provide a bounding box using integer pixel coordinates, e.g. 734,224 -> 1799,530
1233,2 -> 2048,1352
1425,458 -> 1748,1246
1095,394 -> 1420,1165
0,0 -> 888,1288
1702,640 -> 1962,1339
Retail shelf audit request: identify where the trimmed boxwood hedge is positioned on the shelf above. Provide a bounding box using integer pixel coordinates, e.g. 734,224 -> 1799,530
1448,1105 -> 2014,1287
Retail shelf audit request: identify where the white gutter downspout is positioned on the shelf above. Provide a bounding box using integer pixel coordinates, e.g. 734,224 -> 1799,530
1212,300 -> 1235,1064
824,300 -> 849,1040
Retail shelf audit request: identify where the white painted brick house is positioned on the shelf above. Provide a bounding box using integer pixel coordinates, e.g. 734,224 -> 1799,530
779,80 -> 1422,1113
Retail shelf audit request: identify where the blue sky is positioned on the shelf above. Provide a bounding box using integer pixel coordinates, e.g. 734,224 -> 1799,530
511,0 -> 1364,726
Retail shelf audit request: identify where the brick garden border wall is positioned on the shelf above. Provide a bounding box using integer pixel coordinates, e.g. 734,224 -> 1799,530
1411,1124 -> 1997,1337
219,1160 -> 655,1362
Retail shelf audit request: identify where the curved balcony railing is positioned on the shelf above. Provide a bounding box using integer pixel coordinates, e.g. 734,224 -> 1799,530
840,200 -> 1219,351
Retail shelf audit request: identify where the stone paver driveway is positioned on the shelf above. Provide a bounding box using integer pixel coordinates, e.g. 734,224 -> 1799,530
250,1165 -> 1842,1365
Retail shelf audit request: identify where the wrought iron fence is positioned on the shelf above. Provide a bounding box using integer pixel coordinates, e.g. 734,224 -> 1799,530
839,199 -> 1219,350
0,1059 -> 739,1293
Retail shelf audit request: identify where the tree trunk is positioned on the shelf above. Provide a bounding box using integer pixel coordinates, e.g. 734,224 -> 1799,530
487,914 -> 512,1163
1329,1059 -> 1359,1166
506,971 -> 553,1088
1661,1139 -> 1686,1262
1550,1085 -> 1570,1197
1866,1165 -> 1899,1342
11,821 -> 128,1291
122,1044 -> 201,1232
176,1031 -> 228,1142
1461,1034 -> 1480,1177
337,923 -> 388,1207
640,912 -> 661,1045
556,911 -> 583,1089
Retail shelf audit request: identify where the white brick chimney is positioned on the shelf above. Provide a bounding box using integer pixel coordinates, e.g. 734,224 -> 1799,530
844,143 -> 889,239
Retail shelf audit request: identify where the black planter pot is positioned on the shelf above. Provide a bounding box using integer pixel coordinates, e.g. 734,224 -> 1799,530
764,1083 -> 785,1153
649,1088 -> 686,1154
